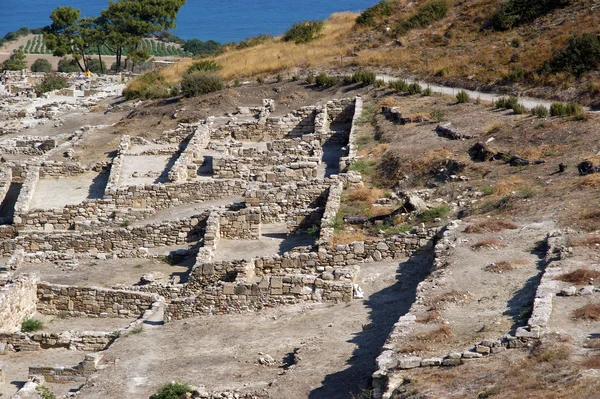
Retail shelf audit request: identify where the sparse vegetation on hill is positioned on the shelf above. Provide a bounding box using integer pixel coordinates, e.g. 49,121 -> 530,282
282,20 -> 325,44
356,0 -> 396,26
395,0 -> 451,35
491,0 -> 572,30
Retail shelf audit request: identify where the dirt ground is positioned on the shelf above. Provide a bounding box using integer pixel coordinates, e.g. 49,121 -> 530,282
71,254 -> 434,399
30,171 -> 108,210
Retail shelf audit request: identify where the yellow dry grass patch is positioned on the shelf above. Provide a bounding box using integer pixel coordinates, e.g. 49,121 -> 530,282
330,231 -> 367,246
211,12 -> 357,79
495,176 -> 525,197
576,174 -> 600,189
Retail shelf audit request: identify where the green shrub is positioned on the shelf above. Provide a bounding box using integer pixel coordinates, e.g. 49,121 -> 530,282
236,34 -> 272,49
315,73 -> 340,87
35,385 -> 56,399
181,71 -> 223,97
150,382 -> 192,399
305,72 -> 315,84
2,50 -> 26,70
456,90 -> 470,103
356,0 -> 396,26
508,65 -> 525,81
22,317 -> 44,332
351,69 -> 377,86
292,75 -> 300,82
58,58 -> 80,73
256,76 -> 264,85
16,26 -> 30,37
550,102 -> 568,116
276,73 -> 283,83
423,86 -> 432,96
3,31 -> 17,41
35,74 -> 69,96
124,72 -> 179,100
187,60 -> 222,73
396,0 -> 451,35
348,159 -> 378,177
283,20 -> 324,44
531,105 -> 549,118
388,79 -> 409,93
419,204 -> 451,223
30,58 -> 52,73
375,79 -> 386,87
492,0 -> 572,31
306,225 -> 320,237
430,109 -> 445,122
511,102 -> 526,114
549,34 -> 600,76
407,82 -> 422,95
494,96 -> 519,109
234,79 -> 241,87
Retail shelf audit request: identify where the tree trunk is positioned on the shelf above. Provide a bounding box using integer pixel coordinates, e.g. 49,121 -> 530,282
97,45 -> 104,74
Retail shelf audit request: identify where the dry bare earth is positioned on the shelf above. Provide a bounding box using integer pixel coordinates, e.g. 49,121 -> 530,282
74,253 -> 434,399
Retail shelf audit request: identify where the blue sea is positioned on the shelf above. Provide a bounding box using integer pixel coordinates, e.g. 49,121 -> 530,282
0,0 -> 377,43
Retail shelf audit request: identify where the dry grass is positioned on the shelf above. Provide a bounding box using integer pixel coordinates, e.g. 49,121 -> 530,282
573,303 -> 600,321
495,176 -> 525,197
484,261 -> 515,273
416,325 -> 453,343
568,235 -> 600,247
370,205 -> 396,217
471,238 -> 507,250
397,341 -> 431,354
347,187 -> 385,203
576,174 -> 600,189
417,309 -> 441,324
556,268 -> 600,284
584,338 -> 600,349
464,220 -> 518,234
426,290 -> 471,311
211,13 -> 357,79
330,231 -> 367,246
582,353 -> 600,369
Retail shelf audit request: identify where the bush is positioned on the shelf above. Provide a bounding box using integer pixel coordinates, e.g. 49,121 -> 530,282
456,90 -> 470,103
511,102 -> 526,114
22,317 -> 44,332
283,20 -> 324,44
256,76 -> 264,85
407,82 -> 422,95
388,79 -> 409,92
87,59 -> 106,74
150,382 -> 192,399
356,0 -> 395,26
3,32 -> 17,41
531,105 -> 549,118
430,109 -> 445,122
30,58 -> 52,73
16,26 -> 30,36
492,0 -> 572,31
34,73 -> 69,95
58,58 -> 80,73
236,34 -> 272,49
550,102 -> 568,116
180,71 -> 223,97
494,96 -> 519,109
351,69 -> 377,86
419,205 -> 451,223
423,86 -> 432,96
187,60 -> 222,73
549,34 -> 600,76
305,72 -> 315,84
2,50 -> 27,70
124,72 -> 175,100
396,0 -> 451,35
315,73 -> 340,87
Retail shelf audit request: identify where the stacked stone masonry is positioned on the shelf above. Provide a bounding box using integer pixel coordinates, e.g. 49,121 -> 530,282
0,275 -> 38,333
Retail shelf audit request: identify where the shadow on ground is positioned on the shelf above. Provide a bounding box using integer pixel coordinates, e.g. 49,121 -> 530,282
308,247 -> 435,399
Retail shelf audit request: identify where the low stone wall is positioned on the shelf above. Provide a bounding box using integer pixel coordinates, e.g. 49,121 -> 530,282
245,180 -> 329,222
286,207 -> 324,233
6,216 -> 206,256
213,154 -> 320,180
104,135 -> 131,194
327,98 -> 355,124
220,208 -> 261,240
317,181 -> 343,246
339,96 -> 363,171
29,353 -> 102,383
0,275 -> 38,333
39,161 -> 88,178
168,125 -> 210,183
0,330 -> 117,352
13,165 -> 39,214
37,282 -> 160,318
0,166 -> 12,208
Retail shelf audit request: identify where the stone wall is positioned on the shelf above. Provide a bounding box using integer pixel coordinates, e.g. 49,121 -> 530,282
1,330 -> 117,352
219,208 -> 261,240
0,275 -> 38,333
36,283 -> 159,318
245,180 -> 329,222
339,95 -> 363,171
104,135 -> 131,194
0,166 -> 12,209
5,216 -> 206,256
13,165 -> 39,214
213,154 -> 320,181
327,98 -> 355,123
39,161 -> 88,178
29,353 -> 102,383
168,125 -> 210,183
317,181 -> 343,246
286,207 -> 324,233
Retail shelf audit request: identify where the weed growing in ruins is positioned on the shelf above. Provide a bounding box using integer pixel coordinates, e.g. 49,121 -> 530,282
573,303 -> 600,321
418,205 -> 450,223
306,225 -> 321,237
129,325 -> 144,335
35,385 -> 56,399
134,264 -> 143,269
348,160 -> 377,177
430,109 -> 445,122
531,105 -> 549,118
150,382 -> 192,399
556,268 -> 600,284
456,90 -> 470,103
121,220 -> 130,227
21,318 -> 44,332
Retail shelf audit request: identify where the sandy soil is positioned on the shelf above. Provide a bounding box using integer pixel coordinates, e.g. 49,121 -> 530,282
30,171 -> 108,210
